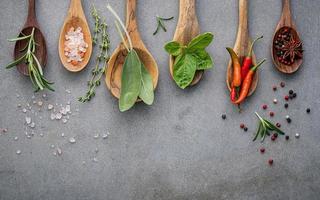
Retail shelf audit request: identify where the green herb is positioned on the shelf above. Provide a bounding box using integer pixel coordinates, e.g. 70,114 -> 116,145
153,16 -> 174,35
164,32 -> 214,89
253,112 -> 285,142
78,6 -> 110,103
107,4 -> 154,112
6,28 -> 54,92
91,4 -> 101,45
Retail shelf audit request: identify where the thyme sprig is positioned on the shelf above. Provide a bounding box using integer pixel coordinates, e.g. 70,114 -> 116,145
78,6 -> 110,103
153,15 -> 174,35
91,4 -> 101,45
6,28 -> 54,92
253,112 -> 285,142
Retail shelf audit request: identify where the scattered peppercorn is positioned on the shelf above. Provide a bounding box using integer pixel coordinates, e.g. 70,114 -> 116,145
244,127 -> 248,132
280,82 -> 285,87
289,90 -> 294,95
286,118 -> 292,123
222,114 -> 226,120
284,103 -> 289,109
240,123 -> 245,129
262,105 -> 268,110
270,112 -> 274,117
284,95 -> 289,101
285,135 -> 290,140
271,135 -> 276,141
273,86 -> 277,91
276,123 -> 281,128
306,108 -> 311,113
260,148 -> 265,153
268,159 -> 274,165
273,133 -> 278,138
293,93 -> 297,98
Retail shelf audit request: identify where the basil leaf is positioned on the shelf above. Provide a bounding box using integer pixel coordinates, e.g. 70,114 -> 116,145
187,32 -> 213,52
164,41 -> 182,56
139,63 -> 154,105
119,50 -> 142,112
173,54 -> 197,89
192,49 -> 213,70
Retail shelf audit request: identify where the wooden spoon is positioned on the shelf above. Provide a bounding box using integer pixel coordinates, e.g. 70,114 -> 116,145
169,0 -> 203,86
226,0 -> 258,96
271,0 -> 303,73
14,0 -> 47,76
58,0 -> 92,72
105,0 -> 159,99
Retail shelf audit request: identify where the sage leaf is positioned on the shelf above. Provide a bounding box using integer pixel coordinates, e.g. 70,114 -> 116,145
164,41 -> 182,56
139,63 -> 154,105
173,54 -> 197,89
119,50 -> 142,112
187,32 -> 213,52
192,49 -> 213,70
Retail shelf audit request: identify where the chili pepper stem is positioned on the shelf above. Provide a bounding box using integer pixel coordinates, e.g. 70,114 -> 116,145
248,36 -> 263,57
251,59 -> 266,72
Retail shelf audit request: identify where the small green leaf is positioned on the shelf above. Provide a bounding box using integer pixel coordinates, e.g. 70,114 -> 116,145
173,53 -> 197,89
192,49 -> 213,70
5,54 -> 26,69
119,50 -> 142,112
139,63 -> 154,105
164,41 -> 182,56
7,35 -> 31,42
187,32 -> 214,52
253,123 -> 262,141
264,120 -> 285,135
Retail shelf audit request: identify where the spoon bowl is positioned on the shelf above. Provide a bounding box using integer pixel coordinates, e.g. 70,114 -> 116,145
14,0 -> 47,76
105,0 -> 159,99
14,26 -> 47,75
226,0 -> 258,96
271,0 -> 303,73
169,0 -> 203,86
58,0 -> 92,72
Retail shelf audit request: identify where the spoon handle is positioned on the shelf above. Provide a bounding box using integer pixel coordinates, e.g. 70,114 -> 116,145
238,0 -> 249,37
126,0 -> 138,34
281,0 -> 292,23
26,0 -> 38,26
178,0 -> 197,22
69,0 -> 84,17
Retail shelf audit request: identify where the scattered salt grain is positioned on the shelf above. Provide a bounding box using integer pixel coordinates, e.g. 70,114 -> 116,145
69,137 -> 76,144
16,150 -> 22,155
25,117 -> 31,124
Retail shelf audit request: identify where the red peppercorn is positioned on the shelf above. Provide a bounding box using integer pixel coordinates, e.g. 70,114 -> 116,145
260,148 -> 265,153
262,105 -> 268,110
276,123 -> 281,128
270,112 -> 274,117
280,82 -> 285,87
271,135 -> 276,141
284,95 -> 289,101
240,123 -> 245,129
268,159 -> 274,165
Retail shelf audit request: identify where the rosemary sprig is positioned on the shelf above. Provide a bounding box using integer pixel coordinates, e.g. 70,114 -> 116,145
78,6 -> 110,103
153,15 -> 174,35
253,112 -> 285,142
6,28 -> 54,92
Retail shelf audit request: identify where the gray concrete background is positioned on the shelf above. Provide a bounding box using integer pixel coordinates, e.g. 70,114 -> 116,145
1,0 -> 320,199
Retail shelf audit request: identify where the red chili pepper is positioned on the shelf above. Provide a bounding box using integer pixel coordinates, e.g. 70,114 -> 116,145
241,36 -> 263,80
230,87 -> 237,102
233,59 -> 266,105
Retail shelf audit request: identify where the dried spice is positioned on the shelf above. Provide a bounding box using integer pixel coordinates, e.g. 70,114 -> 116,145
274,27 -> 303,65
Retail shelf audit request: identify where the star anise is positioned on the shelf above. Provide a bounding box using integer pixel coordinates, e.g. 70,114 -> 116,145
279,35 -> 303,63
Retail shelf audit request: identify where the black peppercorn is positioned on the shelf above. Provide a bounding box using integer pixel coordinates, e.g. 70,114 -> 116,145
244,127 -> 248,132
293,93 -> 297,98
306,108 -> 311,113
284,103 -> 289,108
286,118 -> 292,123
289,90 -> 294,95
285,135 -> 290,140
222,114 -> 226,120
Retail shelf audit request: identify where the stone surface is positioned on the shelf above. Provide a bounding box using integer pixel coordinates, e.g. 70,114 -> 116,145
0,0 -> 319,200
